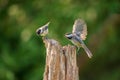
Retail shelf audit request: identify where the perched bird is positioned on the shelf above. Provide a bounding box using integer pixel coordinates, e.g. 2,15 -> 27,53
65,19 -> 92,58
36,22 -> 50,37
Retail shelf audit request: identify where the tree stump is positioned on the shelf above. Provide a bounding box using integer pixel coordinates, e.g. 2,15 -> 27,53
43,38 -> 79,80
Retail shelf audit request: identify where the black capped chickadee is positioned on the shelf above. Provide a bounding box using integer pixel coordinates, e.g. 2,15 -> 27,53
65,19 -> 92,58
36,22 -> 50,37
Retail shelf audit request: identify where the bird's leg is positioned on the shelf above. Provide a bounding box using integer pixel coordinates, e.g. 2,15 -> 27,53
75,46 -> 80,55
77,47 -> 80,55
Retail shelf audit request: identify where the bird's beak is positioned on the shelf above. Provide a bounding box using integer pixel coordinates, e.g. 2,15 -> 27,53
65,33 -> 73,40
64,33 -> 68,38
46,22 -> 50,26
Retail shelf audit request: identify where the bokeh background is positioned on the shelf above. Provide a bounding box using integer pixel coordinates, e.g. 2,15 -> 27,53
0,0 -> 120,80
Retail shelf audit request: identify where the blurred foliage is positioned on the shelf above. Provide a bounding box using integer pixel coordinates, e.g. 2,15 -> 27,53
0,0 -> 120,80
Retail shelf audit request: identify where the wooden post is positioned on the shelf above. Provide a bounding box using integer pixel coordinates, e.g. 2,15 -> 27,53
43,38 -> 79,80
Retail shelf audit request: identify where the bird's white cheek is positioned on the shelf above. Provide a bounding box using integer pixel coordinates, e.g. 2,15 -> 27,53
41,30 -> 48,36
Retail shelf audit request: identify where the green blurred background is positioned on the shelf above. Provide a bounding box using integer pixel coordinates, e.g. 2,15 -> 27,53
0,0 -> 120,80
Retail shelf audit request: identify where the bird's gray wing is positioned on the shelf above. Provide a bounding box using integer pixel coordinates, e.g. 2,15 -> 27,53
72,19 -> 87,40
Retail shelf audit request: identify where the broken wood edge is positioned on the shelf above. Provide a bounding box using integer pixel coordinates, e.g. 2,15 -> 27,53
43,38 -> 79,80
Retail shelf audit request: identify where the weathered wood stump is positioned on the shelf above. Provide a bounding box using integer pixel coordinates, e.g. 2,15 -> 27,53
43,38 -> 79,80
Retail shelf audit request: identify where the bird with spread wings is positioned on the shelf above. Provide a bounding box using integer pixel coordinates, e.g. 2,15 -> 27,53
65,19 -> 92,58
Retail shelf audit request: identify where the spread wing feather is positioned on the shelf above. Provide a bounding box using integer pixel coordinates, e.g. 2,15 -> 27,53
72,19 -> 87,40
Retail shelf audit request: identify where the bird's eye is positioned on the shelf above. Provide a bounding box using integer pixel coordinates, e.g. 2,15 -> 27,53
68,36 -> 72,39
37,29 -> 41,35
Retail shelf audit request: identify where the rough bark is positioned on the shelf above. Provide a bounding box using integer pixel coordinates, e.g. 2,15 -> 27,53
43,38 -> 79,80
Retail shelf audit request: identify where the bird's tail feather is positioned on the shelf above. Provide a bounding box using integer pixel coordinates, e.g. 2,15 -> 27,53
81,43 -> 92,58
